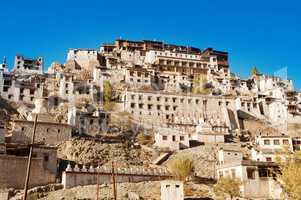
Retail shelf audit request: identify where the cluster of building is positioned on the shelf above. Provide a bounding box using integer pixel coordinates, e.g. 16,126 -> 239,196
0,38 -> 300,199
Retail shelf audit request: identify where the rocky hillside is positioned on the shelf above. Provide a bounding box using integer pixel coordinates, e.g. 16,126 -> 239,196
57,138 -> 154,167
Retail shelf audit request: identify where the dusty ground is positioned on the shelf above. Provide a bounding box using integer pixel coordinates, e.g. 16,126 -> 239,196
57,138 -> 154,167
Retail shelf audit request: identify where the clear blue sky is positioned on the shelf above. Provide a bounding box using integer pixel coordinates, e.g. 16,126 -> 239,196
0,0 -> 300,89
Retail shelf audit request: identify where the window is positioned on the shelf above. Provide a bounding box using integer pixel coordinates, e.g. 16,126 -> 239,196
274,139 -> 280,145
172,97 -> 176,103
148,96 -> 152,101
157,105 -> 161,110
175,185 -> 180,188
90,119 -> 94,125
130,103 -> 135,108
266,157 -> 272,162
247,168 -> 255,179
180,98 -> 184,103
283,139 -> 289,145
180,136 -> 184,141
196,99 -> 199,104
131,95 -> 135,100
44,154 -> 49,162
264,140 -> 270,145
162,136 -> 167,140
165,98 -> 169,102
172,135 -> 176,141
148,104 -> 152,110
139,104 -> 143,109
259,168 -> 269,177
165,105 -> 169,111
157,97 -> 160,101
21,127 -> 25,131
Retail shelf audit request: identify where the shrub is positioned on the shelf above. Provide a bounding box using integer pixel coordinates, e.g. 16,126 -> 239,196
167,156 -> 194,181
213,177 -> 241,200
137,133 -> 153,145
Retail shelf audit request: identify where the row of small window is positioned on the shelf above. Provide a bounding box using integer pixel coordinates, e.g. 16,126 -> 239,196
130,95 -> 207,104
129,71 -> 149,77
162,135 -> 185,141
263,139 -> 289,145
21,126 -> 61,133
130,95 -> 230,106
129,78 -> 149,83
7,94 -> 34,101
130,111 -> 175,120
155,51 -> 202,60
159,60 -> 207,68
241,102 -> 258,108
130,103 -> 177,111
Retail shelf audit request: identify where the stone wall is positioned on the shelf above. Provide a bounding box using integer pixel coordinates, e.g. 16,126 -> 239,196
62,164 -> 171,189
0,127 -> 4,143
11,120 -> 72,145
0,155 -> 56,189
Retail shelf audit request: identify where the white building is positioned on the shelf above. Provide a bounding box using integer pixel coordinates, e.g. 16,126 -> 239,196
67,49 -> 100,70
217,148 -> 243,165
217,160 -> 282,199
192,118 -> 228,144
154,128 -> 190,150
251,134 -> 293,162
13,55 -> 43,74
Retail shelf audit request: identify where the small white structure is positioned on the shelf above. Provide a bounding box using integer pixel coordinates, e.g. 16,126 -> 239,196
251,134 -> 293,162
154,128 -> 190,150
192,118 -> 228,144
217,147 -> 243,165
160,180 -> 184,200
217,160 -> 282,199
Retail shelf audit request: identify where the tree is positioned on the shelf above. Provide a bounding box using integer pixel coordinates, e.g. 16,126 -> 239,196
213,177 -> 241,200
103,81 -> 113,103
103,81 -> 114,111
275,150 -> 301,200
103,101 -> 115,111
192,74 -> 211,95
167,156 -> 194,181
251,66 -> 258,76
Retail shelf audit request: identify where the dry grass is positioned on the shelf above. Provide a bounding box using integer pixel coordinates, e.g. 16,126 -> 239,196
167,156 -> 194,181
